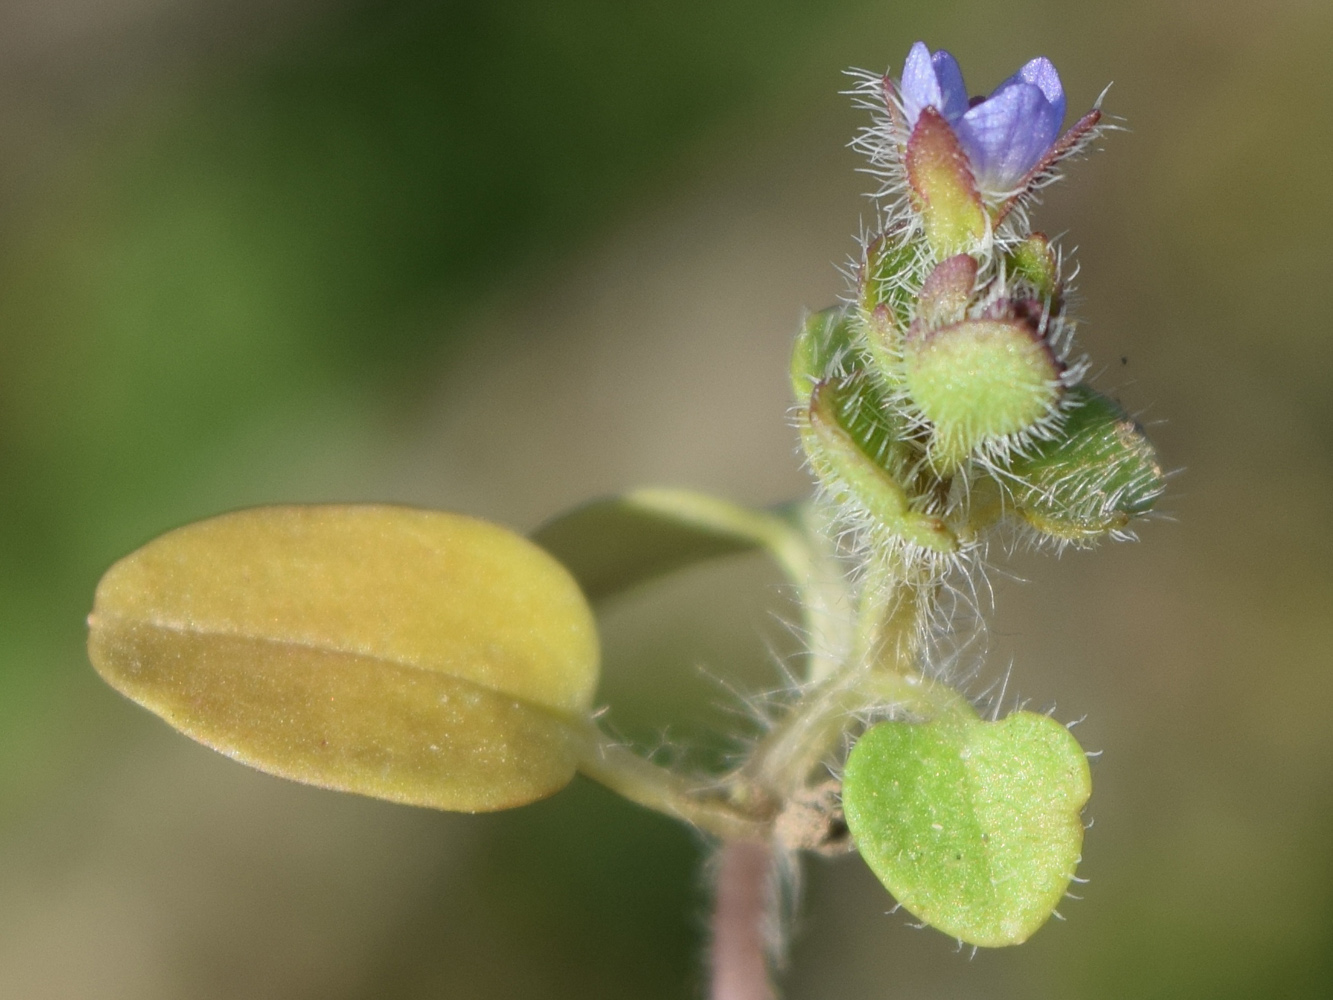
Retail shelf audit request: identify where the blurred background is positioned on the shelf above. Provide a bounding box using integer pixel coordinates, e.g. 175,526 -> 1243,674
1,0 -> 1330,996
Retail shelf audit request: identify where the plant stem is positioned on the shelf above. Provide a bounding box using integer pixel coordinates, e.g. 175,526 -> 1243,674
576,727 -> 774,841
710,839 -> 777,1000
743,568 -> 929,795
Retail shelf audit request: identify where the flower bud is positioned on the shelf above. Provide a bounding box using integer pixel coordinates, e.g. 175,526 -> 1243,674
861,304 -> 903,391
903,316 -> 1063,471
860,228 -> 927,322
800,375 -> 957,554
906,108 -> 988,258
1004,384 -> 1163,542
916,253 -> 978,327
1008,234 -> 1059,303
856,232 -> 926,391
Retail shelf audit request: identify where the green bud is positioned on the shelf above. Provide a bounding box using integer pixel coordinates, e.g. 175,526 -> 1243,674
861,304 -> 903,393
861,228 -> 927,324
1008,233 -> 1059,303
791,305 -> 857,404
799,375 -> 957,554
1005,384 -> 1164,542
903,317 -> 1064,471
905,108 -> 987,259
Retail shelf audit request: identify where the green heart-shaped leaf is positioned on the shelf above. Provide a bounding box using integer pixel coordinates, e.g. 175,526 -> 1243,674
88,505 -> 600,812
842,711 -> 1091,947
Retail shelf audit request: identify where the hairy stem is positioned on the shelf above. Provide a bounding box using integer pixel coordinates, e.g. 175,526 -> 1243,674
743,570 -> 933,796
710,839 -> 777,1000
576,727 -> 774,840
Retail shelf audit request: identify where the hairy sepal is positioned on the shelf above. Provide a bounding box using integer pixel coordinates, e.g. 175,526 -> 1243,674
791,305 -> 858,404
903,316 -> 1065,472
905,108 -> 988,259
800,376 -> 957,556
1001,384 -> 1164,544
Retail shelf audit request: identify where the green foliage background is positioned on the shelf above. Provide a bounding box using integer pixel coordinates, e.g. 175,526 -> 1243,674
2,0 -> 1331,996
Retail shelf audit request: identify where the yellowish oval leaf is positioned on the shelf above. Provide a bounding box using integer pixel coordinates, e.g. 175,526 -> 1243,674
88,505 -> 600,812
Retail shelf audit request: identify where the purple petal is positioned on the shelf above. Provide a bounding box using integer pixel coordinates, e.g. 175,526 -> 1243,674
955,82 -> 1065,192
900,42 -> 939,127
929,50 -> 969,122
900,42 -> 969,127
1009,56 -> 1066,127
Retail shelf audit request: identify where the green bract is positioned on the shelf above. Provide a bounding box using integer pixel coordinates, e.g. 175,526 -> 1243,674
88,505 -> 600,812
790,306 -> 857,406
842,712 -> 1091,947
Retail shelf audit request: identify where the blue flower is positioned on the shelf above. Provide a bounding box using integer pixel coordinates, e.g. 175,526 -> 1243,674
899,42 -> 1067,195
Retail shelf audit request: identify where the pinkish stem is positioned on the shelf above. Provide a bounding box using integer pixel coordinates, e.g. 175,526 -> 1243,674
709,839 -> 776,1000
